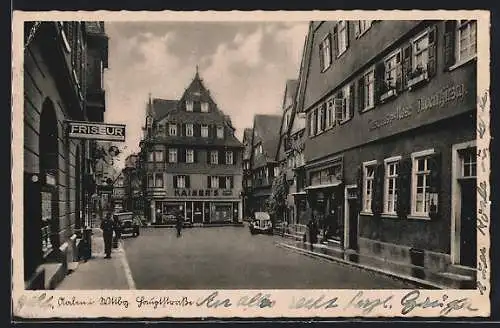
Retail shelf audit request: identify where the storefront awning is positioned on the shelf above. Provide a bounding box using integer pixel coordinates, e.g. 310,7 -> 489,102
304,180 -> 342,191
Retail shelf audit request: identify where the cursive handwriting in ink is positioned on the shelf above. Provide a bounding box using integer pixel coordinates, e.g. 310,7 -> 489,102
136,296 -> 193,309
237,293 -> 275,308
16,293 -> 55,312
400,290 -> 478,315
289,295 -> 339,310
58,296 -> 95,307
344,291 -> 393,314
478,247 -> 488,280
196,291 -> 232,308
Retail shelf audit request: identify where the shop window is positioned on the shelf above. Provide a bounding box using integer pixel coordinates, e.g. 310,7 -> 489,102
362,161 -> 377,213
169,124 -> 177,136
457,20 -> 477,63
168,148 -> 177,163
201,124 -> 209,137
186,149 -> 194,163
186,99 -> 194,112
319,34 -> 332,72
186,123 -> 194,137
210,150 -> 218,164
384,157 -> 401,215
354,20 -> 373,38
201,102 -> 209,112
225,151 -> 233,165
411,149 -> 439,218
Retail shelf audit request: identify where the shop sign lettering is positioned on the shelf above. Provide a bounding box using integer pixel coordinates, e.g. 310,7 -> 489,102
369,83 -> 466,131
67,121 -> 126,142
174,189 -> 234,197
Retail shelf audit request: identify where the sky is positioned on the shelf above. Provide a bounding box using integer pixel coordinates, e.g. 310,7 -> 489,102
103,21 -> 309,170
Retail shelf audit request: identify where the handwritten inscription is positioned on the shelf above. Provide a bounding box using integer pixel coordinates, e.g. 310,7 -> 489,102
196,291 -> 275,309
136,296 -> 193,309
400,290 -> 478,316
289,295 -> 339,310
345,291 -> 393,314
17,293 -> 55,312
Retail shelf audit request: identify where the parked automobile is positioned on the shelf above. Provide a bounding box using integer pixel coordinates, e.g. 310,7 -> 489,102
114,212 -> 140,237
249,212 -> 273,235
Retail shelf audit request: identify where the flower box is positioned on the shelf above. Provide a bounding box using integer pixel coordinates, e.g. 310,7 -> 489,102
407,70 -> 428,90
380,88 -> 397,103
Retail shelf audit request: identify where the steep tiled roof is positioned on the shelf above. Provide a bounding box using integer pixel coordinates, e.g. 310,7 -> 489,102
152,99 -> 178,121
252,114 -> 281,168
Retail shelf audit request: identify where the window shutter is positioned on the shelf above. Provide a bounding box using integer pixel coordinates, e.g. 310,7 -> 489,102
345,21 -> 350,49
319,41 -> 324,70
219,150 -> 224,164
357,76 -> 365,112
427,25 -> 438,78
374,61 -> 386,105
349,84 -> 355,119
321,104 -> 326,130
207,150 -> 211,164
173,176 -> 178,189
428,152 -> 441,219
334,98 -> 344,123
332,25 -> 338,57
186,175 -> 191,189
230,176 -> 234,188
194,124 -> 200,137
207,176 -> 211,188
356,165 -> 363,213
313,109 -> 318,135
371,163 -> 384,216
219,177 -> 225,189
396,158 -> 412,219
179,147 -> 185,163
395,51 -> 403,93
402,43 -> 412,89
444,20 -> 456,70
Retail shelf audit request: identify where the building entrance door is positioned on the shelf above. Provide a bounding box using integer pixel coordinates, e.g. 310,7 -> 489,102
459,178 -> 476,267
348,198 -> 358,250
193,202 -> 203,223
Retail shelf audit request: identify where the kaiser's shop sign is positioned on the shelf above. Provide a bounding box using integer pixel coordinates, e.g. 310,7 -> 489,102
67,121 -> 126,142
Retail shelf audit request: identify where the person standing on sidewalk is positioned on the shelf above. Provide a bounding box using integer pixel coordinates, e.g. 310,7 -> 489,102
101,213 -> 114,258
175,214 -> 183,238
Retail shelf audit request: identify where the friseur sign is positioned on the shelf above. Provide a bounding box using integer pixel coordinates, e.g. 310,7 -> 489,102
67,121 -> 126,142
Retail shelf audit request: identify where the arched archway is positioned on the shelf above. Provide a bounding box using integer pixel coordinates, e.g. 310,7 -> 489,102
39,98 -> 60,253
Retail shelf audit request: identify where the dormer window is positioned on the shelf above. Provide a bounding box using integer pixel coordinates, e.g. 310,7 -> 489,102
217,126 -> 224,139
201,102 -> 209,112
186,100 -> 194,112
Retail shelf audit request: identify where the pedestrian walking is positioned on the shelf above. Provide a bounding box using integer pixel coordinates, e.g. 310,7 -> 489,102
307,217 -> 318,250
100,213 -> 114,258
175,214 -> 183,237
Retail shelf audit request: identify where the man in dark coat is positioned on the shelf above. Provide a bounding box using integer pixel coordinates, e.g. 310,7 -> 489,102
175,214 -> 183,237
101,213 -> 114,258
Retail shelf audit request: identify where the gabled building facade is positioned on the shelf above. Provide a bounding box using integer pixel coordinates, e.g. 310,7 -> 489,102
139,70 -> 244,225
247,114 -> 282,213
23,21 -> 109,289
300,20 -> 477,285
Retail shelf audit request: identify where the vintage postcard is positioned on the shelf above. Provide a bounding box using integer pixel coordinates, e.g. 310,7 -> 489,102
11,10 -> 491,320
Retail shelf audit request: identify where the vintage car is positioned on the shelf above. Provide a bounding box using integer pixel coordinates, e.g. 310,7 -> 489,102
249,212 -> 273,235
114,212 -> 141,237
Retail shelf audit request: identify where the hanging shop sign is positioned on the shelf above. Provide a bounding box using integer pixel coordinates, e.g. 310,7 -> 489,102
67,121 -> 126,142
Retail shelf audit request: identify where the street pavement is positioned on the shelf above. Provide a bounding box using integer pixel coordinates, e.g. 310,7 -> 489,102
56,229 -> 132,290
121,226 -> 416,290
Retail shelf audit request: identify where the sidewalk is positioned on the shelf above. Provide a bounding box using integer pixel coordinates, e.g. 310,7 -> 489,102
56,229 -> 135,290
